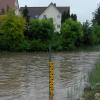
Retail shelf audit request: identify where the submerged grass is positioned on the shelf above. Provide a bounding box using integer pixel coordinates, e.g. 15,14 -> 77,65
89,62 -> 100,87
83,62 -> 100,100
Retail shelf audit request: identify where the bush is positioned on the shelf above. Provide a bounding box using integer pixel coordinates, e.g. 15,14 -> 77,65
89,63 -> 100,87
27,18 -> 54,42
23,18 -> 54,51
61,18 -> 83,50
0,11 -> 25,51
30,39 -> 48,51
0,12 -> 55,51
51,32 -> 63,51
19,39 -> 31,51
82,21 -> 94,45
92,25 -> 100,44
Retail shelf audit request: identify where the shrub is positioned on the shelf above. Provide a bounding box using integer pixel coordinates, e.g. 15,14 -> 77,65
61,18 -> 83,50
82,21 -> 94,45
30,39 -> 48,51
19,39 -> 31,51
28,18 -> 54,42
92,25 -> 100,44
0,12 -> 25,51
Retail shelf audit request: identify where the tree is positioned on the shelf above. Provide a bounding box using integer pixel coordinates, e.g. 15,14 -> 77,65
92,3 -> 100,44
61,10 -> 70,23
23,18 -> 54,51
0,8 -> 5,14
22,5 -> 30,23
92,25 -> 100,44
22,5 -> 31,40
29,19 -> 54,41
6,5 -> 10,12
61,19 -> 83,50
92,4 -> 100,25
71,14 -> 77,21
0,11 -> 25,50
82,20 -> 93,45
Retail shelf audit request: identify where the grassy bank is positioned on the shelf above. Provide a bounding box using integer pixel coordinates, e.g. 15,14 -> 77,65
89,63 -> 100,87
83,62 -> 100,100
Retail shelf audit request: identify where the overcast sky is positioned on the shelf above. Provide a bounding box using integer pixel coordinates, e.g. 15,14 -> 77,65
18,0 -> 100,22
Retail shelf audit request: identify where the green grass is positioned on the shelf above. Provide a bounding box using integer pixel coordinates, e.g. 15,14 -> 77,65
89,63 -> 100,87
83,62 -> 100,100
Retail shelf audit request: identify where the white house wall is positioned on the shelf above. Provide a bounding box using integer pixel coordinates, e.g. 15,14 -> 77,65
15,0 -> 20,15
39,4 -> 61,32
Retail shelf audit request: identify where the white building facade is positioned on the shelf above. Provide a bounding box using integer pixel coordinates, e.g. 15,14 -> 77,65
15,0 -> 20,15
20,3 -> 70,32
39,3 -> 62,32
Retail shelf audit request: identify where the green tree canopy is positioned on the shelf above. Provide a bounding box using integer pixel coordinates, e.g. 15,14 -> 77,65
22,5 -> 30,23
92,25 -> 100,44
29,18 -> 54,42
61,18 -> 83,50
92,4 -> 100,25
61,10 -> 70,23
82,20 -> 94,45
70,14 -> 77,21
0,11 -> 25,50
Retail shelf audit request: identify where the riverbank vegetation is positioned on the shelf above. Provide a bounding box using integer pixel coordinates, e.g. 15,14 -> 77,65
83,62 -> 100,100
89,63 -> 100,86
0,4 -> 100,51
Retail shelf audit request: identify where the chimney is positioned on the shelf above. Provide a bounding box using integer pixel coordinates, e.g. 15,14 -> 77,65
54,3 -> 56,7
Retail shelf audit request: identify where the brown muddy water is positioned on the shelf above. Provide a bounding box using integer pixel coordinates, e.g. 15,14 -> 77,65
0,52 -> 100,100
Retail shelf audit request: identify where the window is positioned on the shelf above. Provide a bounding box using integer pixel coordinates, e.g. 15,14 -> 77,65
43,15 -> 47,19
57,25 -> 60,28
35,15 -> 39,18
57,15 -> 60,19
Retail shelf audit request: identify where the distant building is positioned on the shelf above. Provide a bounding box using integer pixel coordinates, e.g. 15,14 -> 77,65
0,0 -> 19,15
20,3 -> 70,32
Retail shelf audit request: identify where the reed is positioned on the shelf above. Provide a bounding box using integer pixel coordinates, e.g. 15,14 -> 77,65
89,62 -> 100,87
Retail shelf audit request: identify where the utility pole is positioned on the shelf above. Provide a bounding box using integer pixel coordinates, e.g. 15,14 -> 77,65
49,45 -> 54,100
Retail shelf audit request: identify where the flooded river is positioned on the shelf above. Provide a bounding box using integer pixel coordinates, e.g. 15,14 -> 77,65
0,52 -> 100,100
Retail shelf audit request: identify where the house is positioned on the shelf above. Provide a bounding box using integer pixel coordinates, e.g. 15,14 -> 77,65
20,3 -> 70,32
0,0 -> 19,15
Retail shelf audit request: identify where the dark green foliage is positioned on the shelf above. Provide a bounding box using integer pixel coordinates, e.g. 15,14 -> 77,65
70,14 -> 77,21
19,39 -> 31,51
51,32 -> 62,51
20,18 -> 54,51
92,25 -> 100,44
61,11 -> 70,23
61,19 -> 83,50
25,19 -> 54,51
91,4 -> 100,45
29,19 -> 54,42
92,4 -> 100,25
0,11 -> 25,51
0,11 -> 55,51
30,40 -> 48,51
22,5 -> 30,23
22,5 -> 30,41
82,21 -> 94,45
0,5 -> 100,51
61,10 -> 77,23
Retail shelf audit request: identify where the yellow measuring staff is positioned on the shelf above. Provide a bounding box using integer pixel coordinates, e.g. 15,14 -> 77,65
49,61 -> 54,100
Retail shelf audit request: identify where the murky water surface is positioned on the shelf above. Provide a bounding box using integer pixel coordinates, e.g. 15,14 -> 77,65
0,52 -> 100,100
